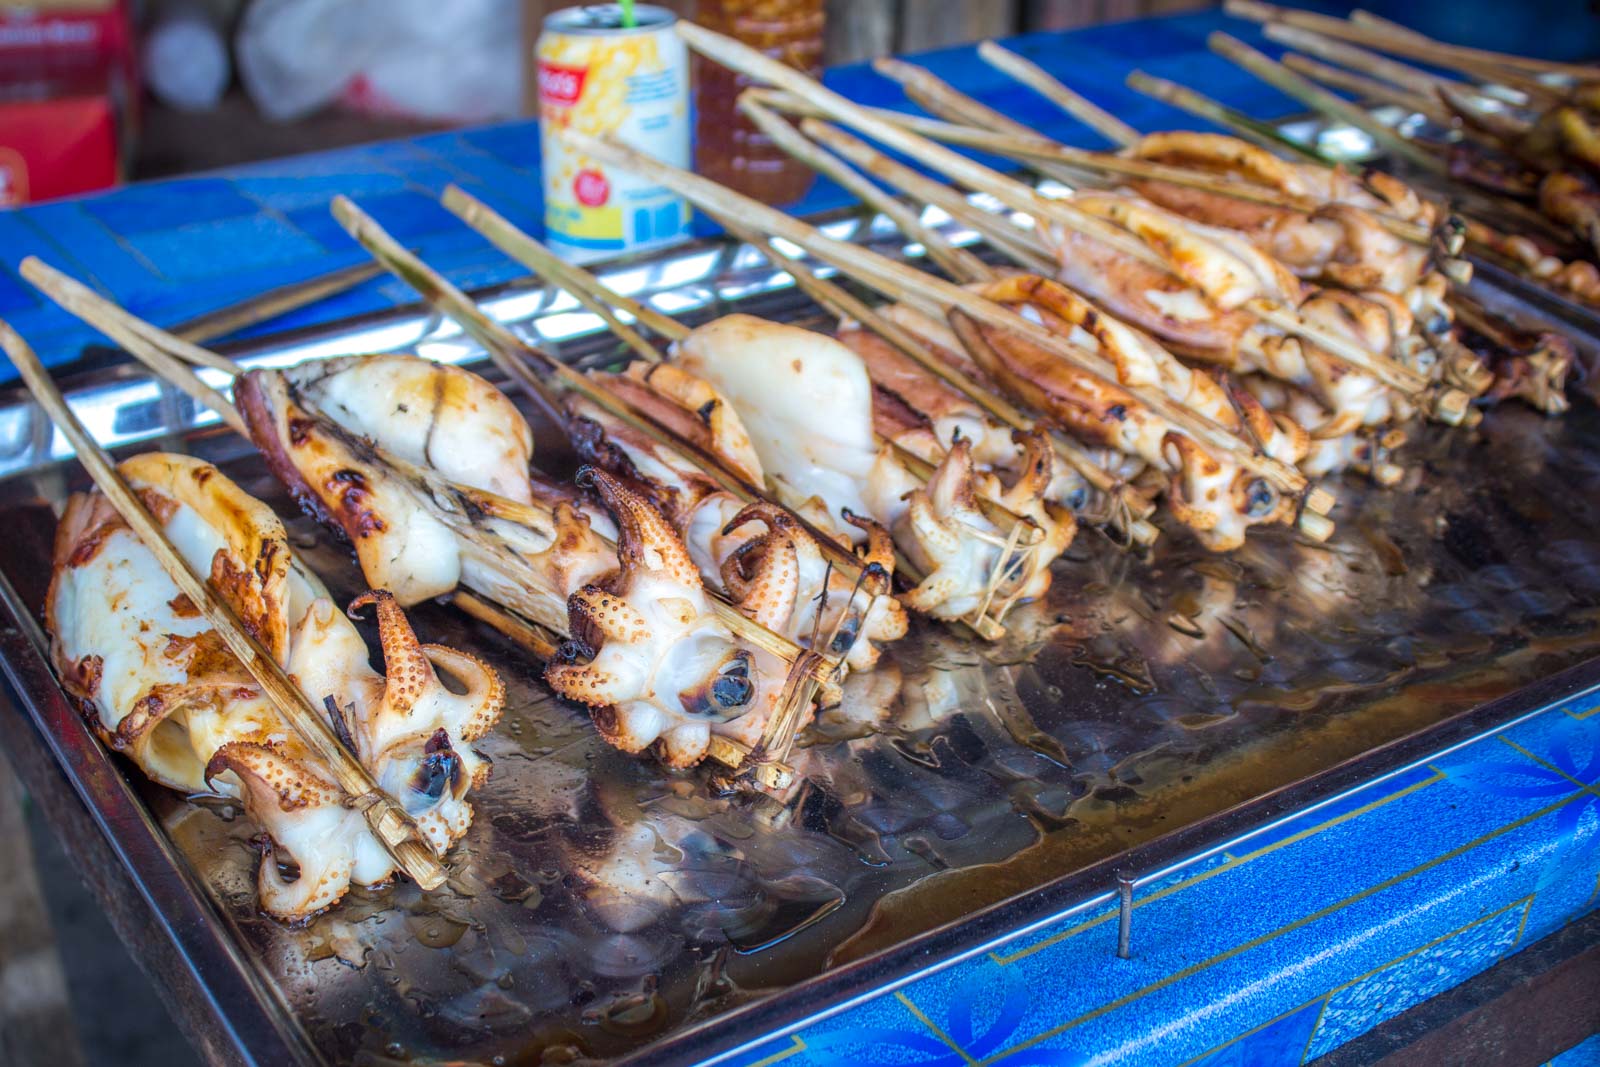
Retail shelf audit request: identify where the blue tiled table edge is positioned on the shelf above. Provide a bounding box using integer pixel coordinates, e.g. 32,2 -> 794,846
713,686 -> 1600,1067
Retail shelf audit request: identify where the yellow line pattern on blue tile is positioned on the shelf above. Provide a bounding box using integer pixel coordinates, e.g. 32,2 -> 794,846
745,1034 -> 806,1067
1499,737 -> 1600,798
897,991 -> 978,1066
1163,895 -> 1534,1067
990,769 -> 1445,966
1166,995 -> 1329,1067
1298,998 -> 1333,1065
979,792 -> 1585,1064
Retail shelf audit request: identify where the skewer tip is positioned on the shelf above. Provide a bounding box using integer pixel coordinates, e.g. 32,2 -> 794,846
1297,510 -> 1336,542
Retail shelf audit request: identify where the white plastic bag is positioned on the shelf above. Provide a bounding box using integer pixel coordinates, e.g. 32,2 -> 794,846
236,0 -> 521,124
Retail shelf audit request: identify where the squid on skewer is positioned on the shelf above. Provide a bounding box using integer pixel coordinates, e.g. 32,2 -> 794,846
1124,132 -> 1452,322
235,353 -> 813,771
546,468 -> 800,767
1044,190 -> 1434,482
46,453 -> 503,920
567,358 -> 907,670
670,314 -> 1078,625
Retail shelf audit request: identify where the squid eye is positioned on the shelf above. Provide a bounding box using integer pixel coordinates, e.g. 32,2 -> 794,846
411,734 -> 462,803
1064,486 -> 1089,511
830,615 -> 861,654
1244,479 -> 1277,518
712,657 -> 754,710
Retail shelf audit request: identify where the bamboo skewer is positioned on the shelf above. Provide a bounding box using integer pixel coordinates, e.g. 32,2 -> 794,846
168,260 -> 388,347
0,318 -> 449,891
1281,53 -> 1459,132
439,194 -> 666,363
452,591 -> 561,661
1208,32 -> 1447,175
866,56 -> 1134,198
1124,70 -> 1334,165
331,195 -> 879,659
1224,0 -> 1600,82
794,119 -> 1057,274
738,94 -> 993,284
976,40 -> 1140,147
562,128 -> 1322,517
1261,22 -> 1464,101
441,186 -> 687,344
873,56 -> 1039,141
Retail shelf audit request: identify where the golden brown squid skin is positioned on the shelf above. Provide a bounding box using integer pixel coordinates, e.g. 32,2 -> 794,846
949,312 -> 1292,551
545,468 -> 794,770
1128,132 -> 1436,226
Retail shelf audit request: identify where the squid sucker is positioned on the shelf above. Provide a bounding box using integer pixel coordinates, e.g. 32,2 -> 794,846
545,467 -> 797,769
44,453 -> 504,922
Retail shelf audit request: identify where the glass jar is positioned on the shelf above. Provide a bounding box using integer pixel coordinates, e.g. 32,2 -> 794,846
692,0 -> 825,205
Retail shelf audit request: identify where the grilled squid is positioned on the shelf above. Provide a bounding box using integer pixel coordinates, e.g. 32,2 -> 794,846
567,359 -> 907,669
940,275 -> 1305,551
1047,191 -> 1434,463
45,453 -> 503,920
237,354 -> 617,634
545,467 -> 795,768
1126,133 -> 1446,311
674,314 -> 1076,624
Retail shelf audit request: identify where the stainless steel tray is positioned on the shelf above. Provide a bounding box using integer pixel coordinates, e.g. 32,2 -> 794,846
4,210 -> 1600,1066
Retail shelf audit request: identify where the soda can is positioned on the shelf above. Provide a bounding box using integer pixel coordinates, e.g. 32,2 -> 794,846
537,4 -> 691,261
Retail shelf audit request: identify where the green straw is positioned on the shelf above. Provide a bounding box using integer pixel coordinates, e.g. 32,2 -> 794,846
620,0 -> 635,28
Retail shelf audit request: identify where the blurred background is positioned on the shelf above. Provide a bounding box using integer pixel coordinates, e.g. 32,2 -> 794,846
3,0 -> 1595,209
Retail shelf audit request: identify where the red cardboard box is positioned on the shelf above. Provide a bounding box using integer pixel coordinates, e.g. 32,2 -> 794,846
0,0 -> 135,204
0,95 -> 118,205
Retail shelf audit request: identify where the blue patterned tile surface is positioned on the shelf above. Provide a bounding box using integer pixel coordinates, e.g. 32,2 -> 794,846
715,689 -> 1600,1067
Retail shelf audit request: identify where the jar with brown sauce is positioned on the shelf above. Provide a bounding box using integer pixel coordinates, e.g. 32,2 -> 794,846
692,0 -> 824,204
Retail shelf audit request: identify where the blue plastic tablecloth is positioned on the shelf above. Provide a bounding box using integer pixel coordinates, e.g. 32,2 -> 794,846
0,5 -> 1351,375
